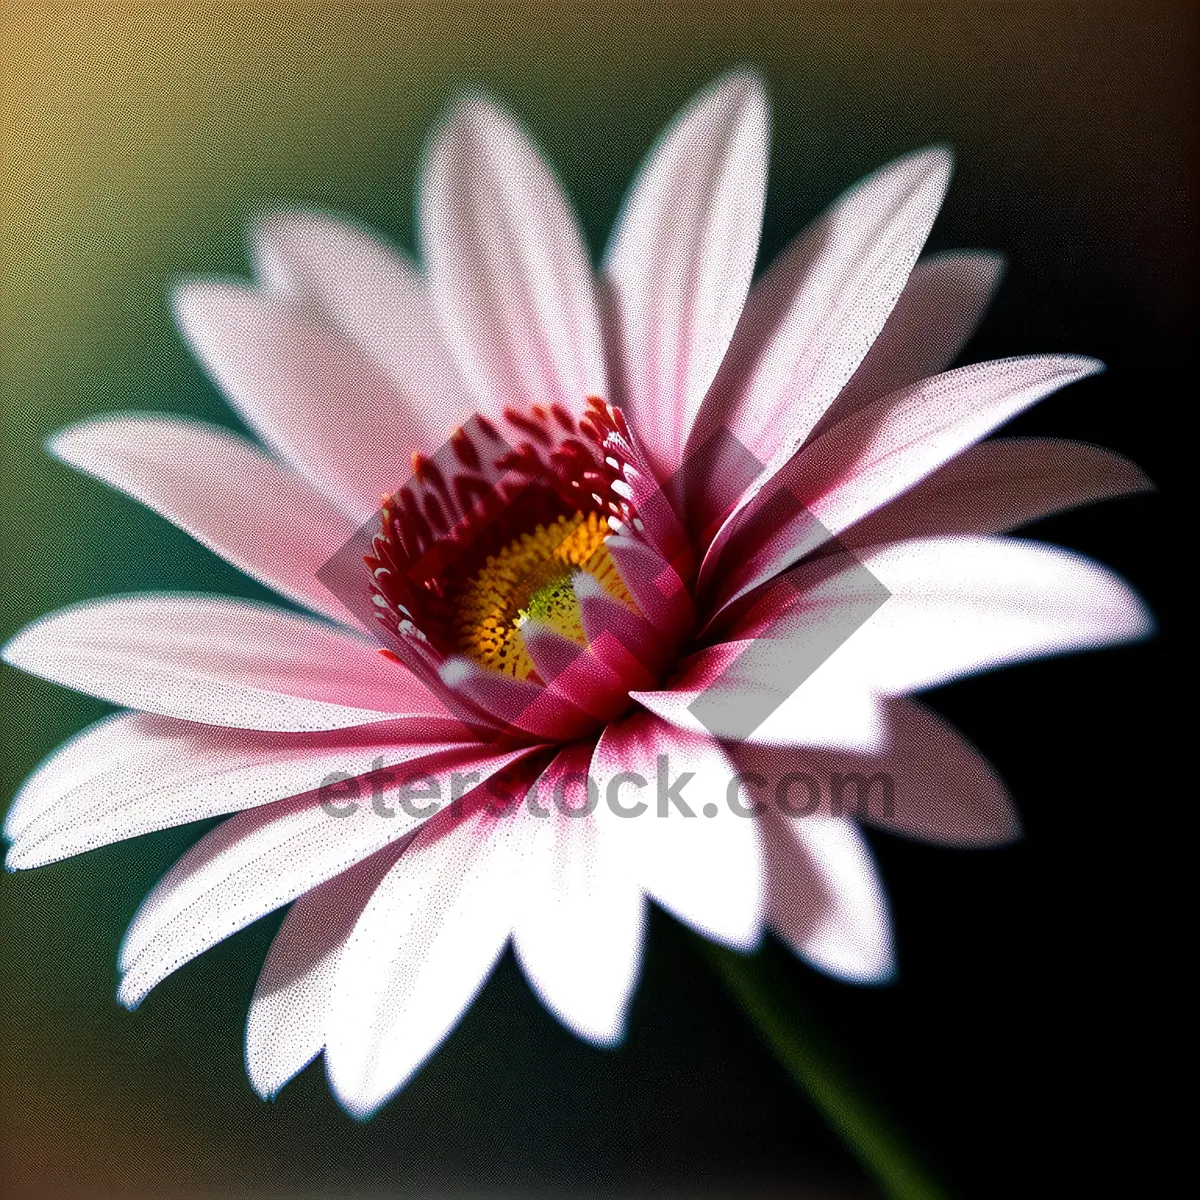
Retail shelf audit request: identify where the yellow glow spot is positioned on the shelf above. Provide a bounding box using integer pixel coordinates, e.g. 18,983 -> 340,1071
453,510 -> 632,680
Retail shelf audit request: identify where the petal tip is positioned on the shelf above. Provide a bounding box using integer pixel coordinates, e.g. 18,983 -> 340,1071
1,623 -> 33,671
4,840 -> 37,871
44,423 -> 83,464
246,1063 -> 287,1103
804,945 -> 897,987
694,65 -> 770,125
1071,354 -> 1106,379
706,917 -> 764,956
327,1069 -> 391,1122
116,976 -> 144,1012
434,88 -> 518,161
713,65 -> 770,116
170,278 -> 257,348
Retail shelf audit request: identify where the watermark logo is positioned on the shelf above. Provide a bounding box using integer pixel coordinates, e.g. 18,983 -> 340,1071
317,759 -> 896,824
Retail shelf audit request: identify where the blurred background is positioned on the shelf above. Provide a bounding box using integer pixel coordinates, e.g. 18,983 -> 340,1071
1,3 -> 1190,1196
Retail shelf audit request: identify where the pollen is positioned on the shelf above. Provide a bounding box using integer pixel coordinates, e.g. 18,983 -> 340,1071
453,510 -> 631,681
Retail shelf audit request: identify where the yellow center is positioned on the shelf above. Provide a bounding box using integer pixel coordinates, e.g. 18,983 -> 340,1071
453,510 -> 632,680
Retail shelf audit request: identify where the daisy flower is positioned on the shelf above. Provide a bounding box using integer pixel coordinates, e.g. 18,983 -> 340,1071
3,71 -> 1152,1119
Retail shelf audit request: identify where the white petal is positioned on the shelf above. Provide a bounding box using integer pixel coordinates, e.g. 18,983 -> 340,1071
50,416 -> 358,625
803,358 -> 1106,539
763,810 -> 894,983
116,745 -> 533,1009
604,71 -> 769,481
420,95 -> 606,418
245,840 -> 409,1099
3,713 -> 130,842
693,147 -> 953,510
2,594 -> 443,732
6,713 -> 475,870
325,805 -> 519,1118
777,536 -> 1154,697
252,210 -> 473,450
701,355 -> 1104,611
174,282 -> 424,520
842,436 -> 1153,549
591,712 -> 763,949
508,745 -> 645,1044
809,250 -> 1006,439
731,697 -> 1018,849
632,635 -> 887,752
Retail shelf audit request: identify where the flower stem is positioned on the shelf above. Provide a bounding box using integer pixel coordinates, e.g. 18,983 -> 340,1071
700,938 -> 952,1200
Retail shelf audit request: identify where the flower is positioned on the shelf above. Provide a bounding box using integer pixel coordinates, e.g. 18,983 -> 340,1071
3,71 -> 1152,1119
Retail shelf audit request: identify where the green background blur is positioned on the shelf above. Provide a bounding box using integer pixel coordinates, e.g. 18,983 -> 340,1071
1,3 -> 1190,1196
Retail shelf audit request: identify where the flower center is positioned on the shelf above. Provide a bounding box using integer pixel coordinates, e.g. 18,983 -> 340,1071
452,509 -> 632,680
366,399 -> 653,697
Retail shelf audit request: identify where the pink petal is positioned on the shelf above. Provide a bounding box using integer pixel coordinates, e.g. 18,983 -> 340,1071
842,436 -> 1153,549
3,594 -> 455,731
174,282 -> 426,520
747,535 -> 1153,697
252,211 -> 474,449
603,71 -> 770,483
419,95 -> 606,419
245,838 -> 412,1099
520,620 -> 638,722
324,801 -> 526,1117
701,355 -> 1103,613
437,655 -> 600,742
604,534 -> 695,641
761,809 -> 894,983
5,713 -> 477,870
591,711 -> 762,948
808,250 -> 1006,441
574,571 -> 666,684
689,147 -> 953,528
731,696 -> 1019,848
49,416 -> 359,625
508,744 -> 645,1044
116,744 -> 536,1010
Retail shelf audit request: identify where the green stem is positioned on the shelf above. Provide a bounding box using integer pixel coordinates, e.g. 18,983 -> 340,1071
700,938 -> 952,1200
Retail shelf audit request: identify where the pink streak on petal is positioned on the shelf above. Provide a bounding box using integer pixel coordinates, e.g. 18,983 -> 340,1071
604,535 -> 694,642
520,620 -> 637,723
437,655 -> 600,742
574,571 -> 668,682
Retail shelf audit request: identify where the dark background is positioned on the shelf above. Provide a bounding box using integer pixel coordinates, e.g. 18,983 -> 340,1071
1,3 -> 1191,1196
